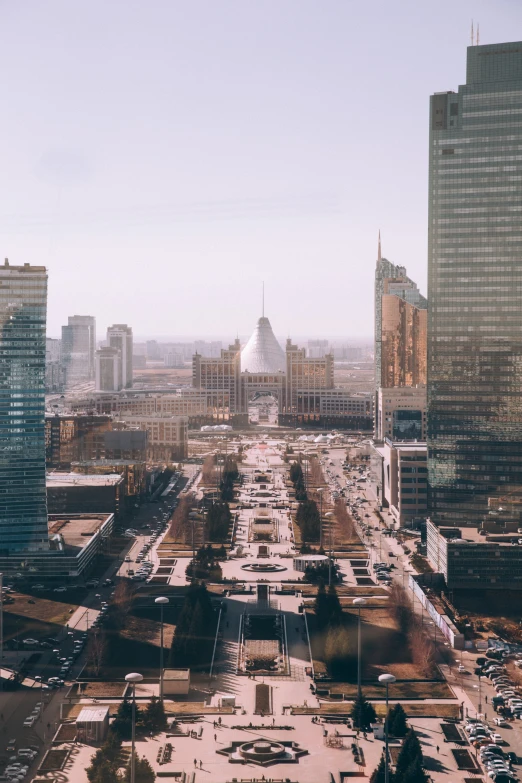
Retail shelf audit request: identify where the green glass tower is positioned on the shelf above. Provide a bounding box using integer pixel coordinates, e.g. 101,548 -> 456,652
0,261 -> 49,552
428,42 -> 522,527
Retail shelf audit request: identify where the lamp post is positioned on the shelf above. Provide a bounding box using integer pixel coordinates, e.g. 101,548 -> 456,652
317,489 -> 324,548
378,673 -> 396,783
325,512 -> 334,585
125,672 -> 144,783
155,597 -> 169,701
353,598 -> 367,697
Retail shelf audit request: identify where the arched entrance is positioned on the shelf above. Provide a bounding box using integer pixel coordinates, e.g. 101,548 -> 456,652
248,391 -> 279,424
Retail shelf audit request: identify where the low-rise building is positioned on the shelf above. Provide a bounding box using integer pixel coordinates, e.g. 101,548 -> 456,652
47,472 -> 124,519
163,669 -> 190,695
117,414 -> 188,462
71,459 -> 147,507
426,519 -> 522,590
76,706 -> 110,742
45,414 -> 112,469
0,513 -> 114,579
369,439 -> 427,526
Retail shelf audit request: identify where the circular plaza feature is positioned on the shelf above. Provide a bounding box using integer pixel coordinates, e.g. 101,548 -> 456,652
241,562 -> 286,572
239,740 -> 286,763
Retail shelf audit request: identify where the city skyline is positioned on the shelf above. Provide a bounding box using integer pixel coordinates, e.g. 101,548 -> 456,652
3,2 -> 522,337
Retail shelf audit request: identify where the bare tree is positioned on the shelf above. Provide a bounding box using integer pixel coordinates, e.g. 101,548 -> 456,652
168,493 -> 194,542
333,498 -> 356,541
201,454 -> 217,487
87,631 -> 107,677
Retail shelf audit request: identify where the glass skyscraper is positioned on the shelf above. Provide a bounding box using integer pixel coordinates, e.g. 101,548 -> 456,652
0,261 -> 49,552
428,41 -> 522,527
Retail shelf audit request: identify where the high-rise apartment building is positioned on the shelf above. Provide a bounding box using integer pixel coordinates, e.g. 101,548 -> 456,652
62,315 -> 96,387
428,41 -> 522,527
107,324 -> 133,388
0,260 -> 49,552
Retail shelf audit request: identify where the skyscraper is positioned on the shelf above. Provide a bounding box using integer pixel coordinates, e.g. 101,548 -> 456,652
374,235 -> 427,392
62,315 -> 96,388
428,41 -> 522,527
95,346 -> 122,391
107,324 -> 133,388
374,236 -> 427,437
0,260 -> 49,552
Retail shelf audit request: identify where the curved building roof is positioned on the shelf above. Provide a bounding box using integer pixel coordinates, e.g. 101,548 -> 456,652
241,317 -> 286,374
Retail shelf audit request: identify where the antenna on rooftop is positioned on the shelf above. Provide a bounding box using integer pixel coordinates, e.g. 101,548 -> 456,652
476,23 -> 480,45
471,19 -> 474,45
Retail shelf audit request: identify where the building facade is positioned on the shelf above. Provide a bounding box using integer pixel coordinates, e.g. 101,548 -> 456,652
369,439 -> 428,526
428,41 -> 522,527
381,288 -> 427,388
117,414 -> 188,461
95,346 -> 122,392
61,315 -> 96,388
377,386 -> 427,441
107,324 -> 133,388
0,261 -> 50,552
45,414 -> 112,469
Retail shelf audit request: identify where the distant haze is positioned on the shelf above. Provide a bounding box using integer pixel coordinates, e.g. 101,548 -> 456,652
2,1 -> 521,338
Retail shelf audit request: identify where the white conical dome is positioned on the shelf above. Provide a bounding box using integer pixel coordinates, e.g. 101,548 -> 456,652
241,317 -> 286,373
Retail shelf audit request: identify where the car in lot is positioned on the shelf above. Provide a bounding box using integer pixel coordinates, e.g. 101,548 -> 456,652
23,716 -> 35,727
6,740 -> 16,753
53,586 -> 67,593
86,579 -> 98,587
494,718 -> 508,727
124,556 -> 131,562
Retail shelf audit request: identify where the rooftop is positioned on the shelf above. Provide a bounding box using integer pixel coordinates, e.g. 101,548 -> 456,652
48,514 -> 113,552
163,668 -> 190,681
76,707 -> 110,723
47,472 -> 123,488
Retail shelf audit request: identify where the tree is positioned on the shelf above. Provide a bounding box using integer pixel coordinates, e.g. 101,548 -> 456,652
102,730 -> 122,762
124,754 -> 156,783
86,751 -> 119,783
370,753 -> 392,783
395,729 -> 423,779
86,631 -> 107,677
399,756 -> 429,783
143,695 -> 167,733
324,625 -> 354,680
325,584 -> 342,627
387,703 -> 408,738
112,696 -> 140,741
350,691 -> 377,729
314,580 -> 330,631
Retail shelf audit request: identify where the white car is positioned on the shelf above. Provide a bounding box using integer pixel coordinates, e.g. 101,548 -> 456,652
22,717 -> 35,727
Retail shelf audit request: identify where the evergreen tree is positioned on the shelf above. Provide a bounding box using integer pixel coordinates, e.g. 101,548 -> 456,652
124,754 -> 156,783
395,729 -> 423,778
112,696 -> 140,740
143,695 -> 167,733
101,729 -> 122,762
370,753 -> 392,783
388,703 -> 408,738
314,580 -> 330,631
86,751 -> 119,783
350,691 -> 377,729
325,584 -> 342,626
400,756 -> 429,783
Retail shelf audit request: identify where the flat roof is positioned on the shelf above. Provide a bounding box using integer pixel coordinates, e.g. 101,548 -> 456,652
47,472 -> 123,487
440,526 -> 520,547
48,514 -> 113,552
76,707 -> 110,723
163,668 -> 190,680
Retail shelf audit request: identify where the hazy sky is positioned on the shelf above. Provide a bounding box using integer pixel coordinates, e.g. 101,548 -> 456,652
2,1 -> 521,340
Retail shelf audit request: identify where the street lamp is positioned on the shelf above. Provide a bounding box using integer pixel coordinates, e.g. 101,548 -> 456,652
378,673 -> 396,783
353,598 -> 367,697
155,597 -> 169,701
317,489 -> 324,548
125,672 -> 144,783
325,512 -> 334,585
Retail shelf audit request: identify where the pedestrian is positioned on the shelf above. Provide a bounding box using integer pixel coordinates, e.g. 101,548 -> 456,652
214,734 -> 217,742
199,760 -> 202,769
485,695 -> 488,704
218,716 -> 222,725
436,745 -> 439,753
194,759 -> 197,768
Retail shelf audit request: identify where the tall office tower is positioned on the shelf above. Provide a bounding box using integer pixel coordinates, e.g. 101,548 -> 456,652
95,346 -> 122,391
374,235 -> 427,392
107,324 -> 133,388
428,41 -> 522,527
0,260 -> 49,552
374,235 -> 427,437
62,314 -> 96,387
